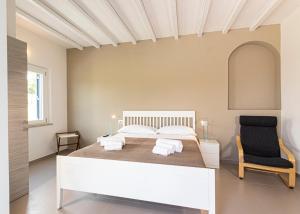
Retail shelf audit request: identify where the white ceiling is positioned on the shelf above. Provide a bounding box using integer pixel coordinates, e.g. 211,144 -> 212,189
16,0 -> 300,50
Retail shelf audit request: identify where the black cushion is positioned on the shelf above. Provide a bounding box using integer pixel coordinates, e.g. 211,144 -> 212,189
244,154 -> 293,168
240,116 -> 280,157
240,116 -> 277,127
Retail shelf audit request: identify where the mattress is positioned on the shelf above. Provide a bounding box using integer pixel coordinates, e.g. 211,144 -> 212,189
69,137 -> 205,168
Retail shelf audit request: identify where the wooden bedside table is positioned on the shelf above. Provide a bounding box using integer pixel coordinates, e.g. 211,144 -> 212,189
199,139 -> 220,169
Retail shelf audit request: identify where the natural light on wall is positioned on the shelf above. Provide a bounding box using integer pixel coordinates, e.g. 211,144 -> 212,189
27,64 -> 49,124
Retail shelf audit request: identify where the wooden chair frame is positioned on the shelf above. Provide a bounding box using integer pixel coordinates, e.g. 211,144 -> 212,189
236,136 -> 296,188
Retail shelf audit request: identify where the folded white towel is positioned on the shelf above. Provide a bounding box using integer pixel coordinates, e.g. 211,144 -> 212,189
156,138 -> 183,152
152,145 -> 172,156
156,141 -> 176,154
101,139 -> 124,146
104,142 -> 123,151
97,136 -> 125,146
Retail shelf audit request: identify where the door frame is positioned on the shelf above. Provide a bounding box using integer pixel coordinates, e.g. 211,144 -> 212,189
0,1 -> 10,213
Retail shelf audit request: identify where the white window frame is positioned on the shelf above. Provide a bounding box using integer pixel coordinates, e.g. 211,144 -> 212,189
27,64 -> 50,126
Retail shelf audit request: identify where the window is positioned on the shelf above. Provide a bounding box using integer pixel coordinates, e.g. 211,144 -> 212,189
27,64 -> 49,124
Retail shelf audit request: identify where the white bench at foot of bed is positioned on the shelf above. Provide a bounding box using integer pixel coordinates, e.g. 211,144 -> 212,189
57,156 -> 215,214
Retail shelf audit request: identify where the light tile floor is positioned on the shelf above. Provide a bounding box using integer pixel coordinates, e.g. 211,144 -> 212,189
10,156 -> 300,214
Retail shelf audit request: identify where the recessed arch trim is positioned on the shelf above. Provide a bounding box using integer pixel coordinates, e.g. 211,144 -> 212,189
228,41 -> 281,110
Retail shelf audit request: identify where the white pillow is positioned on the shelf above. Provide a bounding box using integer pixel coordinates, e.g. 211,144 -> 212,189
157,126 -> 196,136
118,125 -> 157,135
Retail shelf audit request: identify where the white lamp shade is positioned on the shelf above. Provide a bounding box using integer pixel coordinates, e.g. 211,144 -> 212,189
200,120 -> 208,127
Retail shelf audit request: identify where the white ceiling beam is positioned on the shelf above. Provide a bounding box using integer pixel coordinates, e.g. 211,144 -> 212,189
30,0 -> 100,48
167,0 -> 178,40
222,0 -> 247,34
133,0 -> 156,42
68,0 -> 118,47
249,0 -> 283,31
196,0 -> 211,37
16,8 -> 83,50
103,0 -> 136,45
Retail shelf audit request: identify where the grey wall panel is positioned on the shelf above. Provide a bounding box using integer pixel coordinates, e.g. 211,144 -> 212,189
7,36 -> 29,201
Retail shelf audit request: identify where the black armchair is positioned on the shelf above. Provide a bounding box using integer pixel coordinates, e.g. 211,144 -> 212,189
236,116 -> 296,188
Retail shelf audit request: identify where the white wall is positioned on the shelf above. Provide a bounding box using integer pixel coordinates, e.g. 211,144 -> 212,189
16,25 -> 68,161
0,0 -> 9,213
281,8 -> 300,173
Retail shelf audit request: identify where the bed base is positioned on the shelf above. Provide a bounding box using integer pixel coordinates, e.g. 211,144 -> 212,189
57,156 -> 215,214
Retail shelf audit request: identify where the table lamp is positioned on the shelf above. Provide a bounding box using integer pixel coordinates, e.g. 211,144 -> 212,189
200,120 -> 208,141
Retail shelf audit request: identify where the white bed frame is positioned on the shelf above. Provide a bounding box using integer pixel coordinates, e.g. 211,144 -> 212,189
123,111 -> 196,130
57,111 -> 215,214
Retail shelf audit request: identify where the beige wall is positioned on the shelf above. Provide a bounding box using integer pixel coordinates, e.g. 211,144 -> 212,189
281,8 -> 300,173
16,25 -> 68,161
67,25 -> 281,161
6,0 -> 15,37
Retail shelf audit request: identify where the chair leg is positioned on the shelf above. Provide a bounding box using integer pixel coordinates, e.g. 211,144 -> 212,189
239,163 -> 244,179
279,169 -> 296,188
288,169 -> 296,188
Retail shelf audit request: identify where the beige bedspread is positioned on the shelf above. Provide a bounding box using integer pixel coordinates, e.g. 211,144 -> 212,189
69,137 -> 205,168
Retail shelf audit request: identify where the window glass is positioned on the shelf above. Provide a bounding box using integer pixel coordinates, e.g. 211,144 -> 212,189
27,64 -> 48,123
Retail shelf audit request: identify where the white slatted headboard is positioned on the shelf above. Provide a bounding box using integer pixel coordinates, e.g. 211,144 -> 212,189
123,111 -> 196,130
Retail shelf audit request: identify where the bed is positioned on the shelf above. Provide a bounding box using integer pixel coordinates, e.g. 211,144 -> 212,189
57,111 -> 215,214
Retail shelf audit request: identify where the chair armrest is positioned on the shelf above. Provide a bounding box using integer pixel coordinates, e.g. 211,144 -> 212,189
279,139 -> 296,164
236,136 -> 244,163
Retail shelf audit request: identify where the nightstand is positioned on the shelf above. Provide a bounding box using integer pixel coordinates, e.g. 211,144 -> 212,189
199,139 -> 220,169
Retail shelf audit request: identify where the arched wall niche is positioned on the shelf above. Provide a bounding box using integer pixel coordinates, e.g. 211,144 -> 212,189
228,41 -> 281,110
